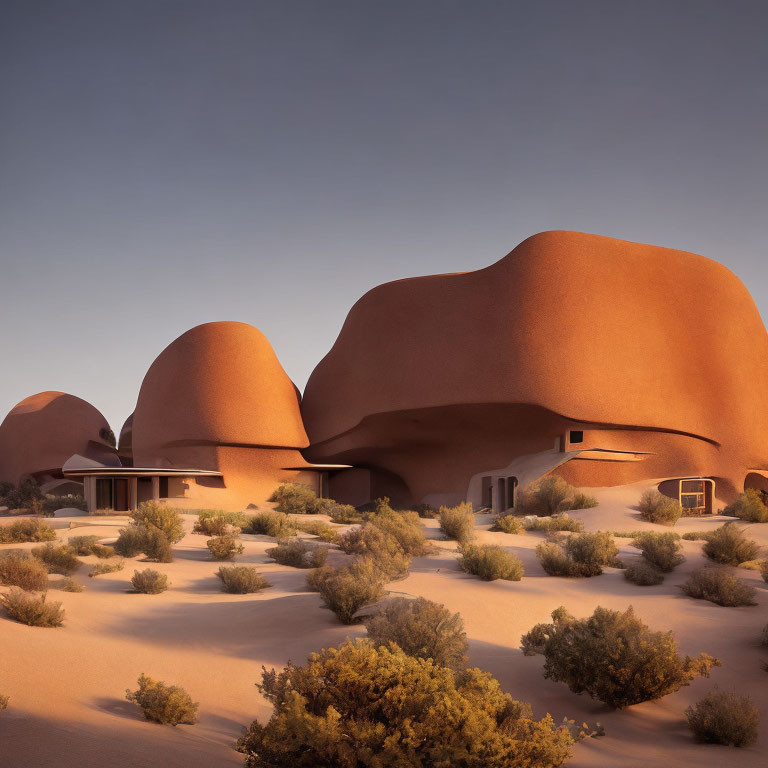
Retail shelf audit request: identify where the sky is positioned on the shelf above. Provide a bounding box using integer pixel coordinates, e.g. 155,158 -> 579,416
1,0 -> 767,433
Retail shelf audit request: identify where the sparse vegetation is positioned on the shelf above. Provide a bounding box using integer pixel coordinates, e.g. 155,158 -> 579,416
89,561 -> 125,577
237,639 -> 573,768
52,577 -> 85,592
623,559 -> 664,586
216,565 -> 271,594
0,550 -> 49,591
364,597 -> 468,669
438,501 -> 475,543
515,476 -> 597,516
492,514 -> 525,534
141,528 -> 173,563
1,587 -> 65,627
292,518 -> 339,542
338,524 -> 411,581
722,489 -> 768,523
206,533 -> 244,560
569,491 -> 598,510
129,501 -> 185,544
681,568 -> 757,606
0,694 -> 8,710
68,535 -> 101,555
192,509 -> 246,536
112,502 -> 184,563
31,543 -> 82,575
703,524 -> 760,565
537,532 -> 619,577
327,503 -> 363,524
0,518 -> 57,544
520,605 -> 720,708
412,502 -> 436,518
308,558 -> 385,623
269,483 -> 328,515
125,673 -> 198,725
682,531 -> 710,541
366,500 -> 429,556
131,569 -> 169,594
458,544 -> 524,581
638,489 -> 682,525
524,515 -> 584,533
685,689 -> 759,747
266,538 -> 327,568
631,531 -> 684,572
242,510 -> 296,539
113,526 -> 149,557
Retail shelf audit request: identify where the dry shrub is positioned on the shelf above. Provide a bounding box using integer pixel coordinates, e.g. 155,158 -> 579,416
113,526 -> 147,557
367,502 -> 428,556
309,558 -> 385,624
492,514 -> 525,534
89,560 -> 124,577
269,483 -> 324,514
91,544 -> 115,558
681,568 -> 757,607
125,673 -> 198,725
131,568 -> 169,594
292,519 -> 339,543
536,542 -> 583,577
638,489 -> 682,525
631,531 -> 684,572
217,565 -> 271,594
31,543 -> 82,575
520,605 -> 720,708
761,561 -> 768,583
129,501 -> 185,544
0,518 -> 57,544
114,521 -> 174,563
524,515 -> 583,533
364,597 -> 468,669
193,509 -> 246,536
142,529 -> 173,563
0,550 -> 49,591
516,477 -> 596,516
624,560 -> 664,586
266,539 -> 327,568
458,544 -> 524,581
412,503 -> 436,518
338,525 -> 411,581
682,531 -> 710,541
703,525 -> 760,565
206,534 -> 244,561
68,535 -> 101,555
327,503 -> 363,524
537,532 -> 619,578
242,511 -> 296,539
722,489 -> 768,523
52,577 -> 85,592
0,587 -> 65,627
570,491 -> 598,510
685,689 -> 759,747
0,694 -> 8,710
438,502 -> 475,543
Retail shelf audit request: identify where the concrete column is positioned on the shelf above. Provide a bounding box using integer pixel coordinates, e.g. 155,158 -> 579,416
129,477 -> 138,510
84,476 -> 95,513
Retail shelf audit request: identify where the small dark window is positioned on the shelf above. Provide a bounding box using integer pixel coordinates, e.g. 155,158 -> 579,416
569,430 -> 584,444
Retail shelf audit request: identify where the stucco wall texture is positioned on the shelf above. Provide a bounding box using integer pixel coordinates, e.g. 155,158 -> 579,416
301,230 -> 768,505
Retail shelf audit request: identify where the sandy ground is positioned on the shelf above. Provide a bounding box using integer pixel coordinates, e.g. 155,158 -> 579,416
1,484 -> 767,767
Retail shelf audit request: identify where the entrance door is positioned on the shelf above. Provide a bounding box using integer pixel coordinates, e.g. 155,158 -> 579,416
95,478 -> 113,510
114,479 -> 129,511
497,478 -> 507,513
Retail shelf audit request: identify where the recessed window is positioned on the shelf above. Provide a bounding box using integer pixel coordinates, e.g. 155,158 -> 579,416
569,430 -> 584,444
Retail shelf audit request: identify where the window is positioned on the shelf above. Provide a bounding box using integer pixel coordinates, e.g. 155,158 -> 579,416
569,431 -> 584,444
159,477 -> 169,498
680,480 -> 705,512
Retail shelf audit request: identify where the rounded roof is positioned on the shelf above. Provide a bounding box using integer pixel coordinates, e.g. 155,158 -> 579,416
0,391 -> 112,484
132,321 -> 308,460
302,231 -> 768,467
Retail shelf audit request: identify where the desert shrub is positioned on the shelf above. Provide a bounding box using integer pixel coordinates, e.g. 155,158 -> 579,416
492,514 -> 525,534
192,509 -> 246,536
89,560 -> 124,577
685,689 -> 759,747
129,501 -> 185,544
141,529 -> 173,563
91,544 -> 115,558
364,596 -> 468,669
520,605 -> 720,708
638,489 -> 682,525
438,502 -> 475,543
327,503 -> 363,524
681,568 -> 757,606
0,478 -> 43,511
623,560 -> 664,586
682,531 -> 710,541
611,530 -> 648,538
0,518 -> 57,544
206,534 -> 244,561
216,565 -> 271,594
52,577 -> 85,592
0,587 -> 65,627
722,489 -> 768,523
238,639 -> 573,768
113,526 -> 148,557
569,491 -> 598,510
536,542 -> 583,577
458,544 -> 524,581
38,494 -> 88,515
339,525 -> 411,581
269,483 -> 326,515
266,539 -> 327,568
412,502 -> 436,518
125,673 -> 198,725
524,515 -> 584,533
703,525 -> 760,565
631,531 -> 684,572
31,543 -> 82,575
515,476 -> 596,517
0,550 -> 49,591
68,535 -> 101,555
131,568 -> 169,594
367,503 -> 429,556
242,511 -> 296,539
312,558 -> 385,623
0,694 -> 8,709
563,532 -> 618,573
761,561 -> 768,583
292,518 -> 339,542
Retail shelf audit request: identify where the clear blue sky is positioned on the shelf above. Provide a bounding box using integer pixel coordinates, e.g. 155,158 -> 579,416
1,0 -> 766,432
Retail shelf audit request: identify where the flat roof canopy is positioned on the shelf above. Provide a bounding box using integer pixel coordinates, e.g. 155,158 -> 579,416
63,467 -> 222,478
280,463 -> 353,471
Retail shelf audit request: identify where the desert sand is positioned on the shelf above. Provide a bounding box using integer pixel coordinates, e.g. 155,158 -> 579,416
1,483 -> 766,768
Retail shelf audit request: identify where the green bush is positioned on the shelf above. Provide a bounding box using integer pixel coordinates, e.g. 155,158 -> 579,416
458,544 -> 524,581
438,502 -> 475,543
1,587 -> 65,627
685,689 -> 759,747
638,489 -> 682,525
125,673 -> 198,725
216,565 -> 271,594
0,550 -> 49,591
129,501 -> 185,544
89,560 -> 124,577
31,543 -> 82,575
524,515 -> 584,533
703,525 -> 760,565
520,605 -> 720,708
131,569 -> 169,594
242,511 -> 296,539
722,489 -> 768,523
681,568 -> 757,606
292,518 -> 339,542
192,509 -> 246,536
631,531 -> 684,572
310,558 -> 385,624
492,514 -> 525,534
206,534 -> 244,561
266,539 -> 327,568
0,518 -> 57,543
327,503 -> 363,524
269,483 -> 326,515
364,597 -> 468,669
623,560 -> 664,586
237,639 -> 573,768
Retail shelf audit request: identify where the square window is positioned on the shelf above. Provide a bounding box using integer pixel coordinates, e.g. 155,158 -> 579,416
569,430 -> 584,444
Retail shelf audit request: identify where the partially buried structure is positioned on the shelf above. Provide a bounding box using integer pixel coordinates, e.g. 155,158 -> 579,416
2,231 -> 768,514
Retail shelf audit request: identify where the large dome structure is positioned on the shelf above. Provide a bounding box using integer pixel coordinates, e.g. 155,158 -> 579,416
301,231 -> 768,509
